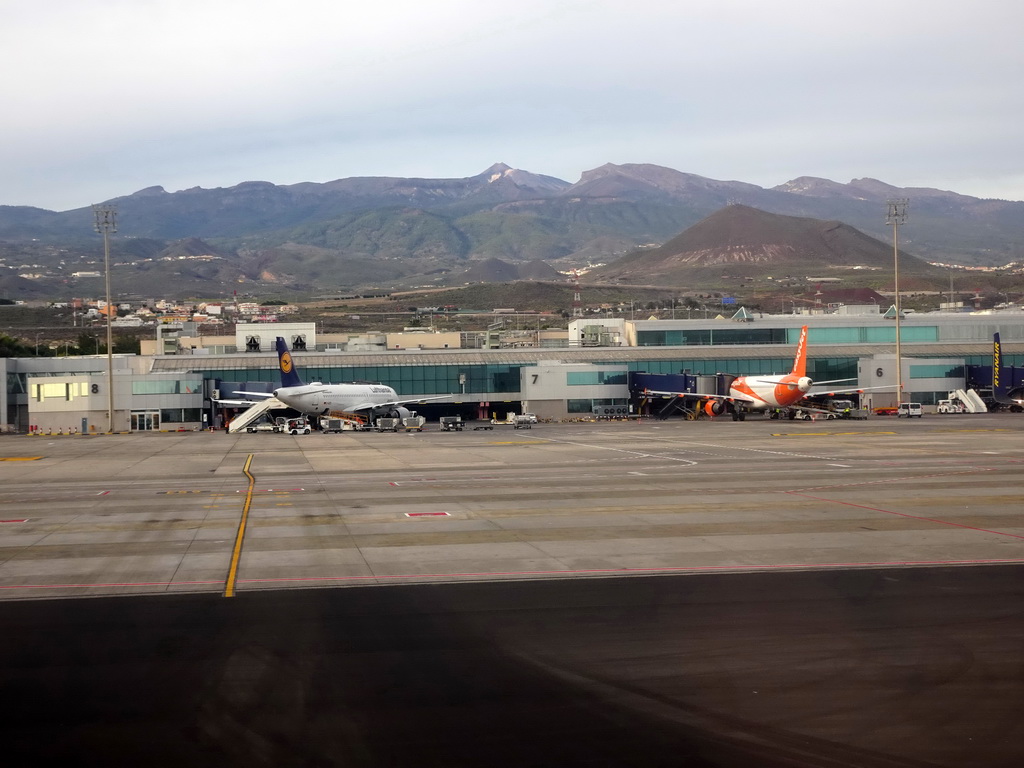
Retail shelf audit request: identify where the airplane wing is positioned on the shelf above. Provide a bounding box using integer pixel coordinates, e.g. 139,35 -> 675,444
346,394 -> 454,412
805,384 -> 899,397
212,389 -> 277,407
641,388 -> 759,404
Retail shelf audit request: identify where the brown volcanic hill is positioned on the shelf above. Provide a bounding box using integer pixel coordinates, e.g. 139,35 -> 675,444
462,258 -> 563,283
462,258 -> 521,283
592,205 -> 942,285
517,259 -> 563,280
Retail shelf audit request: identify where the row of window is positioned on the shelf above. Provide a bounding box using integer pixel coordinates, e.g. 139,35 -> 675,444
208,364 -> 520,396
129,409 -> 204,428
636,328 -> 791,347
32,381 -> 95,402
131,379 -> 202,395
635,326 -> 943,347
31,379 -> 203,401
566,371 -> 627,386
567,398 -> 629,414
909,365 -> 964,379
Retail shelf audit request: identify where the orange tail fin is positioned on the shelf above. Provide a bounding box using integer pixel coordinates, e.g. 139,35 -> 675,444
791,325 -> 808,377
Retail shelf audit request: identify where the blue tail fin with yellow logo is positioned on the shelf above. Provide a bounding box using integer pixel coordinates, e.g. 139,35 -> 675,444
276,337 -> 304,388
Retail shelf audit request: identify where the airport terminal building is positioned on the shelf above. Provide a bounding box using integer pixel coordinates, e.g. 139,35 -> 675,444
5,313 -> 1024,432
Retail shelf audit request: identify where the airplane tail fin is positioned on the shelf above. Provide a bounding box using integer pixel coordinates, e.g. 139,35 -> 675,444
993,332 -> 1004,399
791,325 -> 808,378
276,337 -> 304,388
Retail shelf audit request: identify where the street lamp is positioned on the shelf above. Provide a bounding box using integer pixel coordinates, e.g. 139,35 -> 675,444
92,204 -> 117,433
886,199 -> 908,405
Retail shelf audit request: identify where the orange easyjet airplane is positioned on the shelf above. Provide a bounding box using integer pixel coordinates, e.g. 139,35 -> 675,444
641,325 -> 879,420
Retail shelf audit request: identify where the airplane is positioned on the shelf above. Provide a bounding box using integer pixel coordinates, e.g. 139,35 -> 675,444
639,325 -> 887,420
218,337 -> 451,426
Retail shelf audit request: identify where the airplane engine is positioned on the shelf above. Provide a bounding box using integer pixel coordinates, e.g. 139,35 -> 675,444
703,400 -> 726,416
387,406 -> 412,420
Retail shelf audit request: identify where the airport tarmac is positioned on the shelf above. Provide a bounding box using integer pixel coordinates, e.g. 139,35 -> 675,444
2,415 -> 1024,767
1,414 -> 1023,598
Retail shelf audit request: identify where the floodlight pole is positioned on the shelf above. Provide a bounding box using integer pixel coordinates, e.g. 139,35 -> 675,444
886,199 -> 908,405
93,205 -> 118,433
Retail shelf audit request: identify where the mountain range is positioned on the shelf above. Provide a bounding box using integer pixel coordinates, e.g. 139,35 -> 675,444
1,162 -> 1022,299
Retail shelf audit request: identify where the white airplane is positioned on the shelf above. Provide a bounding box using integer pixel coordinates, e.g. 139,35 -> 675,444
640,325 -> 885,420
220,337 -> 450,425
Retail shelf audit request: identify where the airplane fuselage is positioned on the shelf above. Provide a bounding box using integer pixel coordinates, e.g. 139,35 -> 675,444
728,373 -> 813,410
274,383 -> 399,417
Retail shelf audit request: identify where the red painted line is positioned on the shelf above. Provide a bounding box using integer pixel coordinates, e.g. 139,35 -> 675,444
1,519 -> 28,524
3,559 -> 1024,593
96,491 -> 110,496
0,579 -> 225,591
785,490 -> 1024,541
789,467 -> 995,494
234,558 -> 1024,584
405,512 -> 451,517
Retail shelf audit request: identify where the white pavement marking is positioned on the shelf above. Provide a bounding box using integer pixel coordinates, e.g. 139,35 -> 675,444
531,436 -> 698,465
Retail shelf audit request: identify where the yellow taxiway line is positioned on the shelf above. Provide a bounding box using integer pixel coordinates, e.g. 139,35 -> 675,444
224,453 -> 255,598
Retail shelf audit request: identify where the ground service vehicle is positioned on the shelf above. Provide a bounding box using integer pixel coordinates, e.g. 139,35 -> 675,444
246,421 -> 279,433
402,415 -> 426,432
936,399 -> 965,414
794,410 -> 836,420
897,402 -> 923,418
285,417 -> 312,434
320,418 -> 345,433
439,416 -> 464,431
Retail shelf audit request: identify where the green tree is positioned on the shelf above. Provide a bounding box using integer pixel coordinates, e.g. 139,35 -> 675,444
74,332 -> 104,355
0,333 -> 33,357
113,336 -> 141,355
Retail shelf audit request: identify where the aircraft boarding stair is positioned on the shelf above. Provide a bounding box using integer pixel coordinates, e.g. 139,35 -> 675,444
227,397 -> 286,433
951,388 -> 988,413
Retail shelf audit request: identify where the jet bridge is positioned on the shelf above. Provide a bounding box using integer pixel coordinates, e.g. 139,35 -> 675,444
227,397 -> 286,433
629,371 -> 737,420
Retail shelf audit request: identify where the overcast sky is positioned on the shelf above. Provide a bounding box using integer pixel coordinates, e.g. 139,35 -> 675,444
2,0 -> 1022,211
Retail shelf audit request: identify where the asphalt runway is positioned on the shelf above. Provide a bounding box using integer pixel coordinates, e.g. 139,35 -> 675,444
2,567 -> 1023,767
1,415 -> 1024,765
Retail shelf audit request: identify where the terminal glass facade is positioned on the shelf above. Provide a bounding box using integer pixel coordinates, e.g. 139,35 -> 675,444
807,326 -> 939,344
206,363 -> 524,396
131,379 -> 202,395
635,325 -> 941,347
567,398 -> 629,414
636,328 -> 788,347
208,356 -> 860,397
909,364 -> 964,379
567,371 -> 627,386
618,357 -> 859,381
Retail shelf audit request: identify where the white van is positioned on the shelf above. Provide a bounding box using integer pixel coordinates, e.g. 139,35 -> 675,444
897,402 -> 923,418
